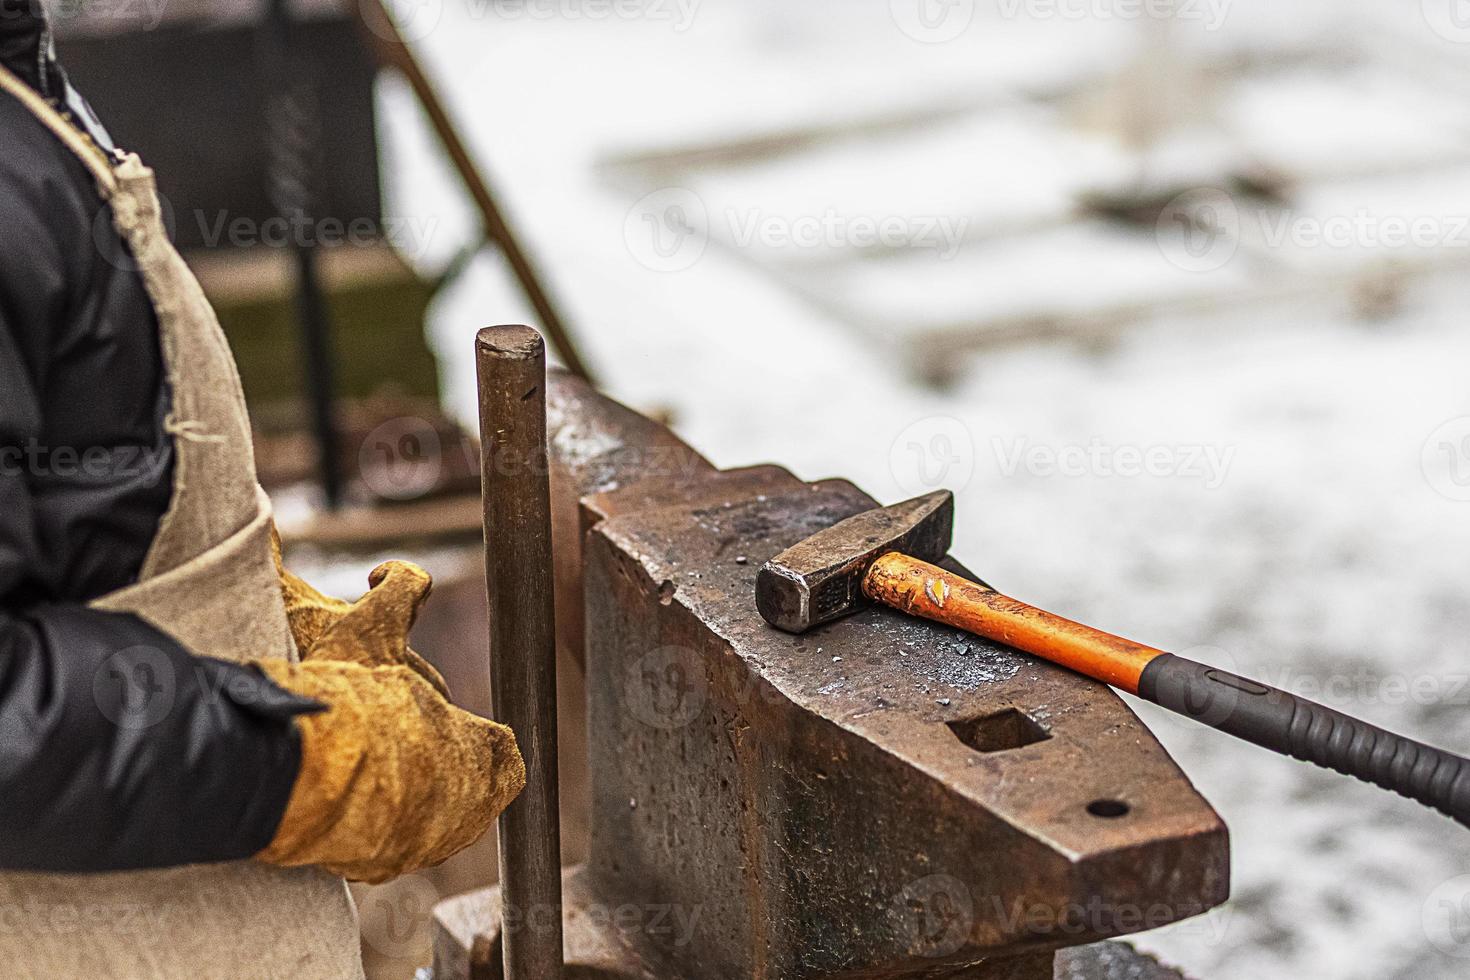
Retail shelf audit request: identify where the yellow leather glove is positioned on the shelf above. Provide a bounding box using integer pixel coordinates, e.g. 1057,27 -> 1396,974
254,658 -> 524,884
259,528 -> 525,883
271,526 -> 449,697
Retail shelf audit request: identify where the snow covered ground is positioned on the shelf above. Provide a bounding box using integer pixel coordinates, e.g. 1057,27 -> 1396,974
375,2 -> 1470,975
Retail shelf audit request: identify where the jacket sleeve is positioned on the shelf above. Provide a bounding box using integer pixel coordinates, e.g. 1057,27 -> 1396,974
0,313 -> 319,871
0,100 -> 320,873
0,605 -> 321,872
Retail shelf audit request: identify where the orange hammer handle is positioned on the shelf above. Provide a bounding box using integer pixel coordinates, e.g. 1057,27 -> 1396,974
864,554 -> 1470,829
863,552 -> 1164,694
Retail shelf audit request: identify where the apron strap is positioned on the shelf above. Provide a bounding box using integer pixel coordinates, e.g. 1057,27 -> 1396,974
0,62 -> 118,197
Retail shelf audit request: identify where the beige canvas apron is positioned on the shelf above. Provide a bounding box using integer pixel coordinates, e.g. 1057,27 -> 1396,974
0,66 -> 364,979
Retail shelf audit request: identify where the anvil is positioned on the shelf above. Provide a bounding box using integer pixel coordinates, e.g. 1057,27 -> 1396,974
433,372 -> 1228,979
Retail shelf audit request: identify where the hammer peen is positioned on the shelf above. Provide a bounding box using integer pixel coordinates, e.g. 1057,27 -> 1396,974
756,490 -> 1470,828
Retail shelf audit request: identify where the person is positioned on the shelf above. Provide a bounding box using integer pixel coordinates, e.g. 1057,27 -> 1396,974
0,4 -> 524,976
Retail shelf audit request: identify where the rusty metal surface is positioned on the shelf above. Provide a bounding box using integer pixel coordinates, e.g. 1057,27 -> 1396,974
545,370 -> 715,672
435,877 -> 1191,980
582,467 -> 1226,977
436,375 -> 1227,980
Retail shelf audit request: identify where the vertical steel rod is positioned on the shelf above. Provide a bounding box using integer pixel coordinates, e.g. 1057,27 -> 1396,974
476,325 -> 563,980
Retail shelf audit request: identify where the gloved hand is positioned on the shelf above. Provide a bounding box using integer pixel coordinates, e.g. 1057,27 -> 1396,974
257,528 -> 524,883
253,658 -> 524,884
271,526 -> 449,697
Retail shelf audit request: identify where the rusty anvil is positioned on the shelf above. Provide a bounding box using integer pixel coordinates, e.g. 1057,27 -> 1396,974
433,372 -> 1228,980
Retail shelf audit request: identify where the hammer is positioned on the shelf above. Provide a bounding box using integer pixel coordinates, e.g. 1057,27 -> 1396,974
756,490 -> 1470,828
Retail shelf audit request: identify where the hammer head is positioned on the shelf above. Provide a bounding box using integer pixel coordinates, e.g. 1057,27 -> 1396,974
756,490 -> 953,633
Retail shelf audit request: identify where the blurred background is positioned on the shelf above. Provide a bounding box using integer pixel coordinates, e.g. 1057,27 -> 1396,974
55,0 -> 1470,976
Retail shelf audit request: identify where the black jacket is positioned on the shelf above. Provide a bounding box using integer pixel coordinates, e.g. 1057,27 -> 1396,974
0,1 -> 306,871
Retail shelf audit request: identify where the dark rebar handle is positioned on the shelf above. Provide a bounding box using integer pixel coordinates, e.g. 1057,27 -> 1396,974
1138,653 -> 1470,828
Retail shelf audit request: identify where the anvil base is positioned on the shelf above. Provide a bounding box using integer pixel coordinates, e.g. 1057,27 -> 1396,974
431,868 -> 1190,980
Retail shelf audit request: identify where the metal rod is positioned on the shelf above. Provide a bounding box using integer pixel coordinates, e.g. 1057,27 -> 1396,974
355,0 -> 597,385
477,324 -> 563,980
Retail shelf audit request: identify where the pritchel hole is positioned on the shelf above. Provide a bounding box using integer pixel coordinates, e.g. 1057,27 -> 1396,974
947,708 -> 1051,753
1086,799 -> 1130,819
